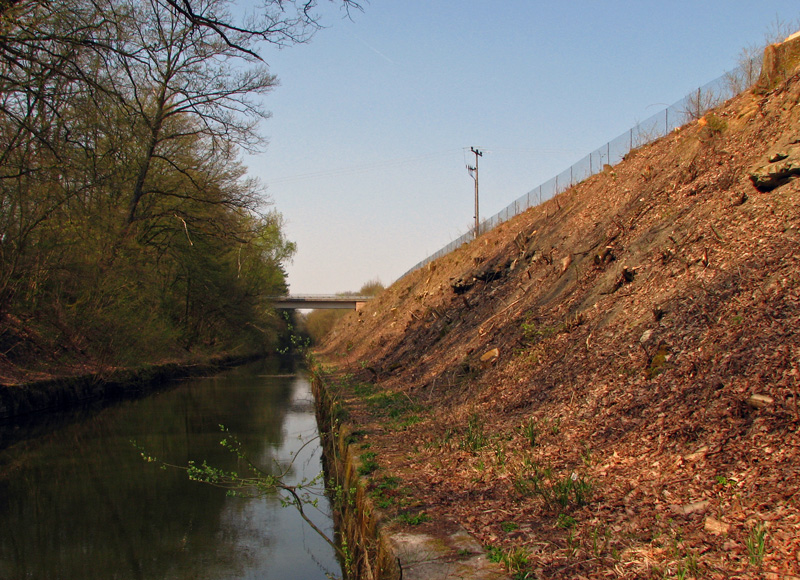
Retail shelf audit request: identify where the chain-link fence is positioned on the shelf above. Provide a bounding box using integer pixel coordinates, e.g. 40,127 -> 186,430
400,59 -> 760,279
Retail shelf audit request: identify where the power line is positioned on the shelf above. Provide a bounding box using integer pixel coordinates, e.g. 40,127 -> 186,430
263,146 -> 580,187
263,149 -> 462,186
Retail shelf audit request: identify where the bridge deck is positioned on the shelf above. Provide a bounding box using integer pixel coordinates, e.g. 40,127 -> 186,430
269,295 -> 372,310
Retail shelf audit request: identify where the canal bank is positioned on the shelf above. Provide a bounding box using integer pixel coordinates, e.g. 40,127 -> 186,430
0,353 -> 261,421
311,365 -> 507,580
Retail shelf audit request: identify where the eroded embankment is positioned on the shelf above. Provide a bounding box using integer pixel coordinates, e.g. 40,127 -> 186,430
314,41 -> 800,580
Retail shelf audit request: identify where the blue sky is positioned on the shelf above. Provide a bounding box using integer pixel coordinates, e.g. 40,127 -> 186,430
244,1 -> 800,294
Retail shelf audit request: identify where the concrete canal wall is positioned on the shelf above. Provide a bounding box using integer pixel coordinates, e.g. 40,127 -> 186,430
311,370 -> 507,580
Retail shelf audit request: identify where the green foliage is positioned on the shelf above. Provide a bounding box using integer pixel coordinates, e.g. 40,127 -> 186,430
396,511 -> 429,526
520,321 -> 563,344
515,467 -> 593,510
556,513 -> 577,529
548,417 -> 562,436
486,545 -> 503,563
705,114 -> 728,134
715,475 -> 737,487
519,416 -> 560,448
352,381 -> 377,397
486,546 -> 530,578
369,475 -> 402,508
0,0 -> 295,371
366,390 -> 421,420
133,425 -> 345,563
394,414 -> 422,430
331,402 -> 350,424
461,413 -> 489,452
357,451 -> 379,476
746,523 -> 766,566
521,418 -> 538,447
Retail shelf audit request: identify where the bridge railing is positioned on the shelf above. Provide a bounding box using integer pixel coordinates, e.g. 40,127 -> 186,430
268,294 -> 373,301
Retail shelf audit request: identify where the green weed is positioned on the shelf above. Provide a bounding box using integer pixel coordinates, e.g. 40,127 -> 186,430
352,381 -> 376,397
548,417 -> 561,436
358,451 -> 379,476
745,523 -> 766,566
590,524 -> 610,557
486,545 -> 503,563
393,414 -> 422,430
521,417 -> 538,447
494,443 -> 507,466
566,529 -> 578,558
486,546 -> 530,578
521,321 -> 563,344
556,513 -> 576,529
368,391 -> 420,419
515,468 -> 592,510
344,429 -> 366,446
461,413 -> 489,452
369,475 -> 404,509
331,402 -> 350,424
706,113 -> 728,134
397,511 -> 429,526
714,475 -> 737,487
431,428 -> 454,449
685,551 -> 699,576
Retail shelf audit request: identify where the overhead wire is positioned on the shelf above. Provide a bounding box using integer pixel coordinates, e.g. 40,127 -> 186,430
264,146 -> 582,187
263,149 -> 462,186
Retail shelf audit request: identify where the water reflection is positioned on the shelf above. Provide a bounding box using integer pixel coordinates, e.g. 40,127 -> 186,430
0,360 -> 338,579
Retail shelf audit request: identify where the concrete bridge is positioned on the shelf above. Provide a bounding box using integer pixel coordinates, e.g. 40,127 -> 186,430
269,295 -> 372,310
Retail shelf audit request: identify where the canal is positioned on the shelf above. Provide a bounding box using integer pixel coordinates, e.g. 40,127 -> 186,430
0,360 -> 340,579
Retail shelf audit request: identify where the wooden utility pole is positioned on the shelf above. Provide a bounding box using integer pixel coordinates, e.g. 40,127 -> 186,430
467,147 -> 483,239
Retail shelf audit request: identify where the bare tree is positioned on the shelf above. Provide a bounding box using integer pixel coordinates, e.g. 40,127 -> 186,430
681,86 -> 722,122
724,44 -> 763,96
93,0 -> 278,226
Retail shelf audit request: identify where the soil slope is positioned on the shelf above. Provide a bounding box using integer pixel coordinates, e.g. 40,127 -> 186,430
318,58 -> 800,578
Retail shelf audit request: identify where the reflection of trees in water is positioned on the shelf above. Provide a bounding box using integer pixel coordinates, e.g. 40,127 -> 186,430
0,360 -> 332,579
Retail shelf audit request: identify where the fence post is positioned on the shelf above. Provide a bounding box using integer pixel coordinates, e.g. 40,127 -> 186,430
665,109 -> 669,134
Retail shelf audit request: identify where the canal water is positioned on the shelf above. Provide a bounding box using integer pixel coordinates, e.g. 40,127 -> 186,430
0,360 -> 340,579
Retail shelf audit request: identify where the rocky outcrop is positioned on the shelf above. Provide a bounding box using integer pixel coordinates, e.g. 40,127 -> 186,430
750,146 -> 800,190
755,29 -> 800,92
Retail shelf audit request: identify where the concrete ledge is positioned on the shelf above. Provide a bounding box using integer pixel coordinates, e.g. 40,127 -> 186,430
390,531 -> 507,580
311,370 -> 509,580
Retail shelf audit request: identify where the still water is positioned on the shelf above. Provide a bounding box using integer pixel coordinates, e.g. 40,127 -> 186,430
0,360 -> 339,579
